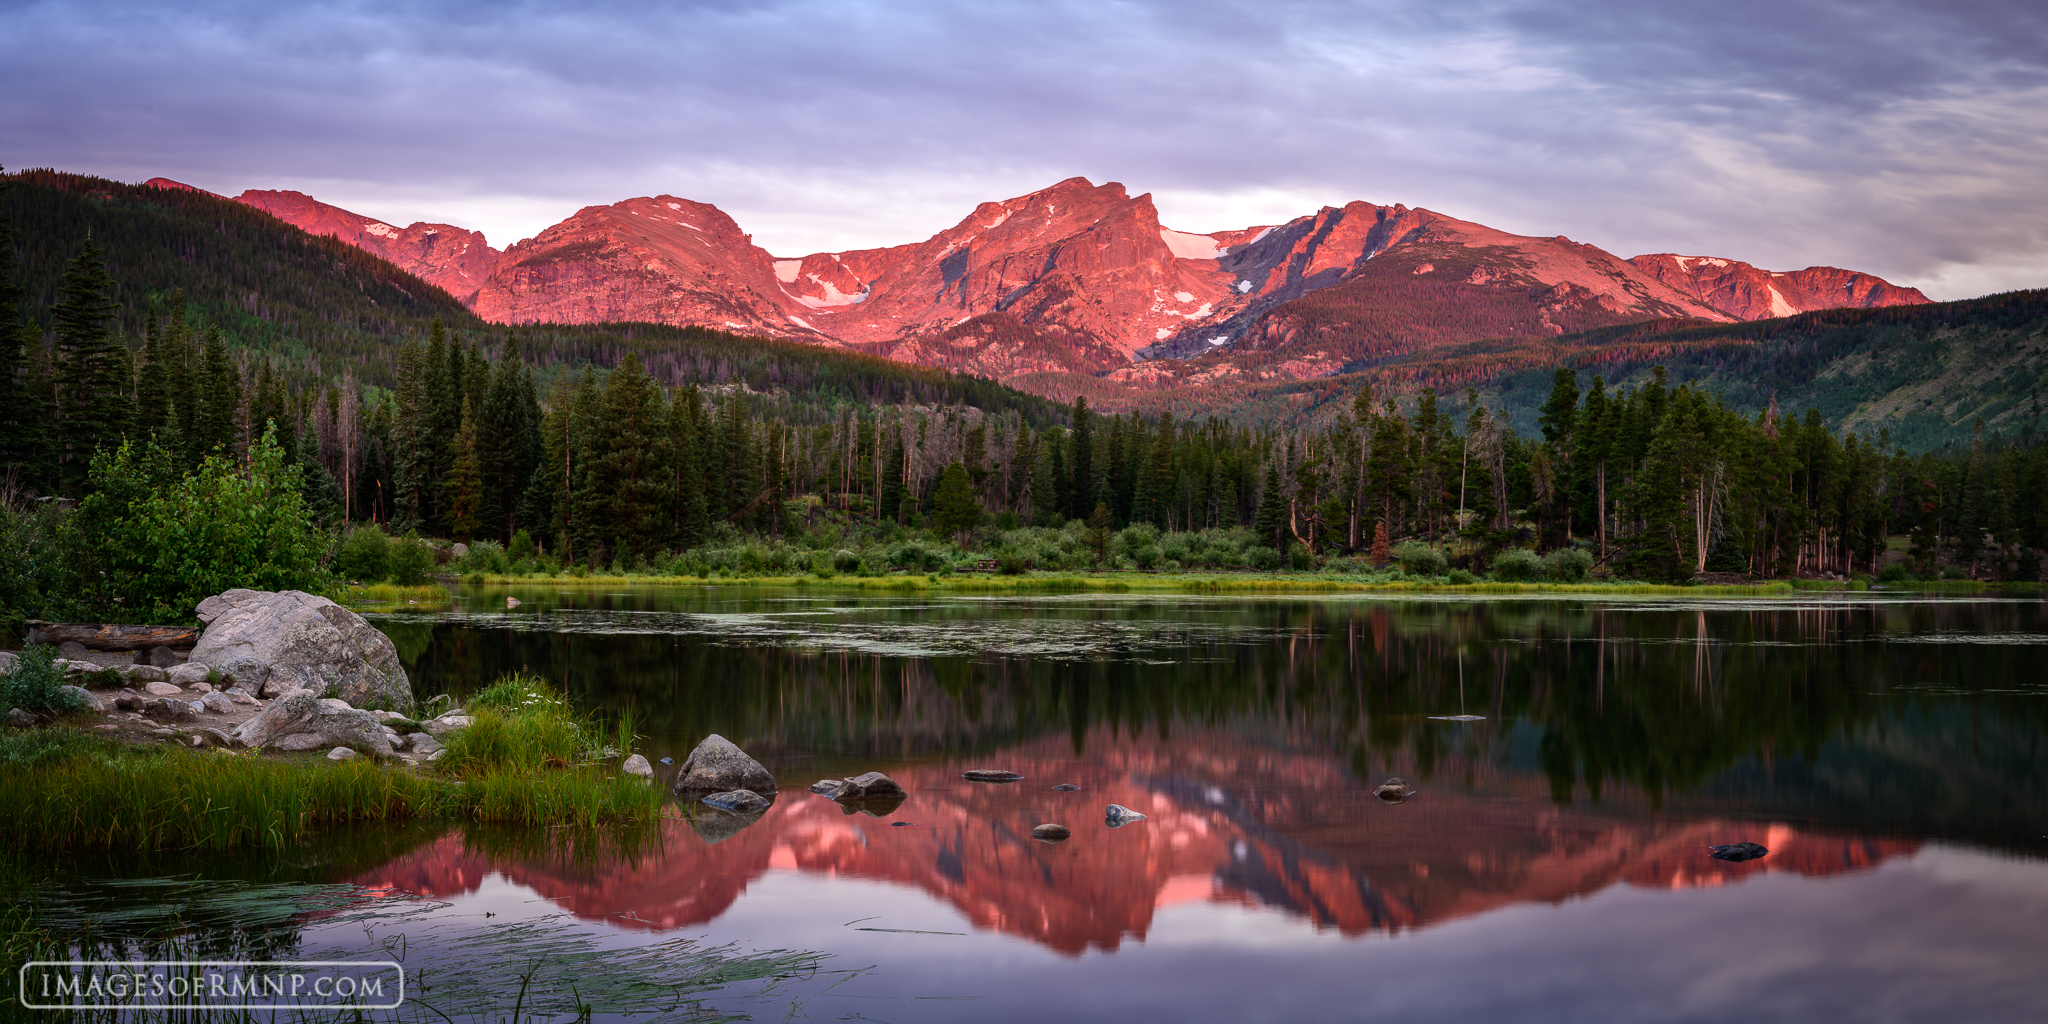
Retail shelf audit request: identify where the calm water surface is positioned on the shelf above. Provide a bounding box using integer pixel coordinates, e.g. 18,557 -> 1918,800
53,589 -> 2048,1021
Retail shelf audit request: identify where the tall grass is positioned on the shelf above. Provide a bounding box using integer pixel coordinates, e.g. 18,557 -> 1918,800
1,672 -> 661,853
0,736 -> 448,852
438,672 -> 662,827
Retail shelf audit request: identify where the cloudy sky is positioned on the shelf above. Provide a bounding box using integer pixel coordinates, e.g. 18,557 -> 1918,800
4,0 -> 2044,299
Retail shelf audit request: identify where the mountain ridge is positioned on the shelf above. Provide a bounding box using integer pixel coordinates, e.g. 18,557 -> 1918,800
146,175 -> 1929,389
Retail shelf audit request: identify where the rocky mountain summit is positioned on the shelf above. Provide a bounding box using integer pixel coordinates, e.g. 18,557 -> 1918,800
158,175 -> 1928,388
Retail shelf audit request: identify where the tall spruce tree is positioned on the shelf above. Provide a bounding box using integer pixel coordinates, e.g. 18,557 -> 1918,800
51,237 -> 130,490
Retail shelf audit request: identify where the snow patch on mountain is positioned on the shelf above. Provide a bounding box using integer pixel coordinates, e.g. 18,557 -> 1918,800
1159,229 -> 1224,260
773,260 -> 802,283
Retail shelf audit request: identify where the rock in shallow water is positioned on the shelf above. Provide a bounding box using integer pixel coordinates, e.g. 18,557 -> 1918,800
701,789 -> 772,813
1708,842 -> 1770,862
1373,777 -> 1416,803
672,734 -> 776,796
621,754 -> 653,778
1030,823 -> 1072,841
1053,784 -> 1081,791
963,769 -> 1024,783
1104,804 -> 1147,827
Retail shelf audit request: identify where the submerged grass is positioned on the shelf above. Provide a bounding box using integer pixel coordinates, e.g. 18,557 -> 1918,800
329,581 -> 453,610
0,674 -> 661,853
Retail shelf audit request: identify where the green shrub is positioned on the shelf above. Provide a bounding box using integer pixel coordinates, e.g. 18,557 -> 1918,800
995,549 -> 1033,575
1132,545 -> 1162,570
1492,548 -> 1547,582
508,529 -> 536,561
1447,568 -> 1479,585
1393,541 -> 1448,577
1245,546 -> 1282,570
74,428 -> 326,623
386,531 -> 438,585
332,523 -> 392,582
0,492 -> 86,640
1876,561 -> 1910,583
0,646 -> 87,716
1543,547 -> 1595,583
1287,543 -> 1314,571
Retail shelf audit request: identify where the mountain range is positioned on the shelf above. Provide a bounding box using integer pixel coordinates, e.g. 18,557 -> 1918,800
150,175 -> 1929,391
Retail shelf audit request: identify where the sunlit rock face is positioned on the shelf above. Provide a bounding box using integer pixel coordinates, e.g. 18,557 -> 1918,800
230,188 -> 499,305
199,172 -> 1932,390
353,730 -> 1916,955
1628,254 -> 1930,320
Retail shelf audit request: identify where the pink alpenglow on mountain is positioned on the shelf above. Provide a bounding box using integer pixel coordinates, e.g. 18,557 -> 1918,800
1627,254 -> 1930,321
199,172 -> 1935,385
232,190 -> 500,305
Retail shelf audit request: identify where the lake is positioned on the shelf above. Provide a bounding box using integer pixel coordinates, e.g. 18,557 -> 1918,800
34,588 -> 2048,1021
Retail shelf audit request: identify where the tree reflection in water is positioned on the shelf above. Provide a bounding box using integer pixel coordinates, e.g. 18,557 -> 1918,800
367,590 -> 2047,953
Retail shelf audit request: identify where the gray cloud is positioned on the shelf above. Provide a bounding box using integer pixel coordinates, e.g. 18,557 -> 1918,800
2,0 -> 2043,298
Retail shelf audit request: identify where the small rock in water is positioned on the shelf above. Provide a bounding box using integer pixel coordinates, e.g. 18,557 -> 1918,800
1374,777 -> 1416,804
1053,784 -> 1081,791
1427,714 -> 1486,721
659,756 -> 675,765
963,769 -> 1025,783
505,596 -> 522,609
1030,823 -> 1072,842
810,779 -> 852,797
1707,842 -> 1770,862
328,747 -> 357,760
621,754 -> 653,778
891,821 -> 914,827
701,790 -> 772,813
839,771 -> 906,799
1104,804 -> 1147,827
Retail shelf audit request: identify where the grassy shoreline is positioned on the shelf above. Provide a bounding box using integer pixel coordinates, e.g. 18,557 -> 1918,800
449,570 -> 2026,598
0,675 -> 663,853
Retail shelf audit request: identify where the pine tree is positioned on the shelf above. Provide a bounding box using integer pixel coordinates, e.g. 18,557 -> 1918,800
387,339 -> 431,532
133,308 -> 170,436
1254,463 -> 1288,549
444,397 -> 483,543
199,326 -> 239,459
1068,396 -> 1093,519
670,384 -> 710,548
932,461 -> 983,541
51,237 -> 130,490
583,354 -> 667,562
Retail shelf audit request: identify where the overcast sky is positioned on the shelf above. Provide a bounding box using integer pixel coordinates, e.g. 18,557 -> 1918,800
4,0 -> 2044,299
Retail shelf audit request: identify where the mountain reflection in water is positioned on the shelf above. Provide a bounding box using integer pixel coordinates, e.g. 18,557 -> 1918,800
357,728 -> 1918,955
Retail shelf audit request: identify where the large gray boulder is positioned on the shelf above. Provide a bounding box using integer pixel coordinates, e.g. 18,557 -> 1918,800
229,688 -> 393,756
671,734 -> 776,796
191,590 -> 410,709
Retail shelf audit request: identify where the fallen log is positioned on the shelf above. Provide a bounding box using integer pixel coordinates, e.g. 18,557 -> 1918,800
25,621 -> 201,651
